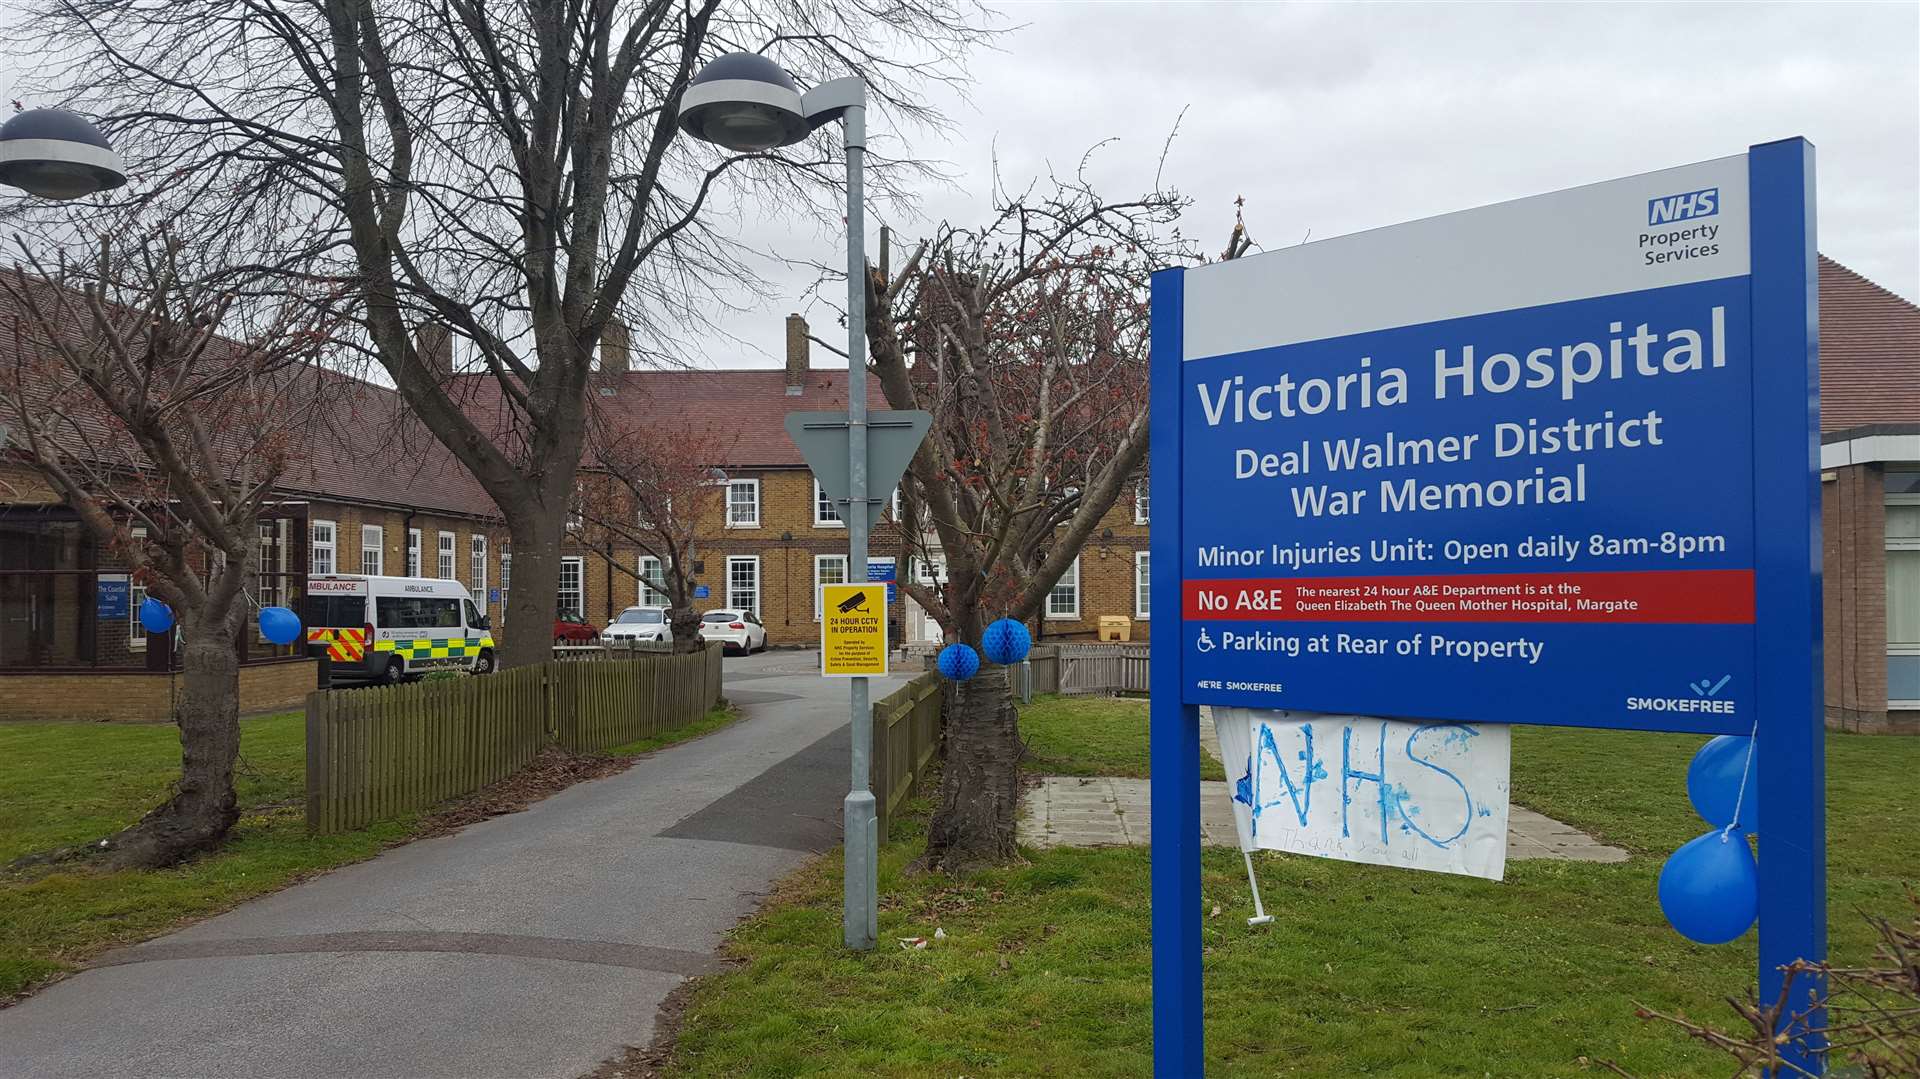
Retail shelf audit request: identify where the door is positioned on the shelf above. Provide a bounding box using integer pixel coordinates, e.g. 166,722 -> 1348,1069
0,576 -> 51,666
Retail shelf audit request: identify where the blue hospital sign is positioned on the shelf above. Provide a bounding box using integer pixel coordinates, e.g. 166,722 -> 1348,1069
1148,140 -> 1823,1077
1174,152 -> 1765,733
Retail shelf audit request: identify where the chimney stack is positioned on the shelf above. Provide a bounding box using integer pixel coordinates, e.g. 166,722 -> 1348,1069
414,324 -> 453,377
600,318 -> 631,373
785,313 -> 807,396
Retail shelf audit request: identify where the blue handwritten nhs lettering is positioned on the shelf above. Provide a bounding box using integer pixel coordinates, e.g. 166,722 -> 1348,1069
1235,719 -> 1481,849
1647,187 -> 1718,226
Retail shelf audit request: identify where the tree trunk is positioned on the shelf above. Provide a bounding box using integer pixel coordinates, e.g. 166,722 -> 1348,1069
921,666 -> 1025,873
103,614 -> 242,870
500,503 -> 567,670
670,607 -> 703,654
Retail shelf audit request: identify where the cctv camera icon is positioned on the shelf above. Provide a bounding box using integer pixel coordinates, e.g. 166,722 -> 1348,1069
837,592 -> 871,614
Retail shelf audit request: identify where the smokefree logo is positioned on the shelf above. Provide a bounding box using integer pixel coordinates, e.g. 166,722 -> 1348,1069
1648,187 -> 1719,226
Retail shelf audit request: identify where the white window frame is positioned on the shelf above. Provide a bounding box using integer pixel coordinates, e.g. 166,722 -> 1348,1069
1135,550 -> 1151,620
470,534 -> 488,599
407,528 -> 423,577
727,555 -> 760,614
1134,480 -> 1150,525
361,525 -> 384,576
257,518 -> 288,640
499,548 -> 512,601
638,555 -> 670,607
814,478 -> 844,528
129,524 -> 149,651
1046,556 -> 1080,620
726,479 -> 761,528
814,553 -> 849,620
437,530 -> 456,580
1888,477 -> 1920,708
558,555 -> 585,620
310,519 -> 336,576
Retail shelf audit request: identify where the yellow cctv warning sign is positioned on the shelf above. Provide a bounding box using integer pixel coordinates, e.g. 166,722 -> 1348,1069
821,583 -> 888,676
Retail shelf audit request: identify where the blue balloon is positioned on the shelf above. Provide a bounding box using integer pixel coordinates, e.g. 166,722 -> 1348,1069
258,606 -> 302,646
1688,735 -> 1760,833
980,617 -> 1032,666
138,597 -> 175,634
937,643 -> 981,681
1658,829 -> 1759,944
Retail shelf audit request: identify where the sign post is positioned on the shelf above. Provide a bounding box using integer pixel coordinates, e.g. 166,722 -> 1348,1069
787,406 -> 931,950
1150,139 -> 1822,1074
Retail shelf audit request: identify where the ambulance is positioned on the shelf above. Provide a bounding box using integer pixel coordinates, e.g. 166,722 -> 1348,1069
303,575 -> 496,684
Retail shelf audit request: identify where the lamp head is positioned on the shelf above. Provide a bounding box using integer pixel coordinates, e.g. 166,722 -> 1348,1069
0,109 -> 127,200
677,53 -> 810,152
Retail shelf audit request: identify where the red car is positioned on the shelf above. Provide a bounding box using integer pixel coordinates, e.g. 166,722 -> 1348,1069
554,609 -> 599,642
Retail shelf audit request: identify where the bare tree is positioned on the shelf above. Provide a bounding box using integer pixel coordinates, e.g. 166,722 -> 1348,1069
861,157 -> 1238,871
1607,891 -> 1920,1078
0,231 -> 339,868
572,413 -> 736,652
8,0 -> 996,668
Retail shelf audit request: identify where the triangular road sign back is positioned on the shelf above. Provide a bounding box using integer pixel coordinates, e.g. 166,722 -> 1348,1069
784,410 -> 932,529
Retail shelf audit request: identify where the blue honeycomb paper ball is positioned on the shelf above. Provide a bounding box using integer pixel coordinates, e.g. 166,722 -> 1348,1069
937,643 -> 981,681
980,617 -> 1032,666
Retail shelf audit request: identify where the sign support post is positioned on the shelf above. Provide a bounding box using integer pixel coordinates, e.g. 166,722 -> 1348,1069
1148,265 -> 1204,1077
1149,139 -> 1824,1076
1749,136 -> 1825,1067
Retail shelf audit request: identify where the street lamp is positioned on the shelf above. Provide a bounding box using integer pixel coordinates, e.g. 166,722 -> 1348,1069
678,53 -> 878,951
0,109 -> 127,200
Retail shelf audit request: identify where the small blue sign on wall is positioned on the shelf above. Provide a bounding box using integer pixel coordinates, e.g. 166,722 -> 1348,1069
694,584 -> 711,599
867,558 -> 897,603
488,588 -> 501,604
96,574 -> 130,621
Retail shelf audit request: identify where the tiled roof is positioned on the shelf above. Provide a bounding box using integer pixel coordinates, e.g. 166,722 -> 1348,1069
8,255 -> 1911,522
274,368 -> 499,519
1819,256 -> 1920,433
0,280 -> 499,520
452,367 -> 890,469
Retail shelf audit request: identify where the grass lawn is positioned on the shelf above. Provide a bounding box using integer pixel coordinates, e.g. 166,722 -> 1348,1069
663,705 -> 1918,1077
0,702 -> 739,1001
1021,694 -> 1227,781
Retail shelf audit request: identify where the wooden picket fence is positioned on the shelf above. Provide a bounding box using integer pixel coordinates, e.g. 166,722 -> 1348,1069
871,671 -> 945,839
552,640 -> 672,660
305,645 -> 724,834
551,645 -> 724,753
1057,643 -> 1151,696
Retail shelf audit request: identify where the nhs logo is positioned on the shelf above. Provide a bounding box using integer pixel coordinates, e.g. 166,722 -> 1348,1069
1648,187 -> 1719,226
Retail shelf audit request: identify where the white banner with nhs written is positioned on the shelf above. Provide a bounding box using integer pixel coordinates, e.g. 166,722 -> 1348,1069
1214,709 -> 1512,881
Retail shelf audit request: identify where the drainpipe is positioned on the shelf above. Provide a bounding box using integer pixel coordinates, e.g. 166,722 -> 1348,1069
402,507 -> 417,576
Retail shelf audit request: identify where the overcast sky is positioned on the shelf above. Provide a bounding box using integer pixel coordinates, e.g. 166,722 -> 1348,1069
723,0 -> 1920,370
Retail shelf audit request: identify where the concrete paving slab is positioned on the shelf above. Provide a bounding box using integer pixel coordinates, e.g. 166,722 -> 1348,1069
1020,775 -> 1629,863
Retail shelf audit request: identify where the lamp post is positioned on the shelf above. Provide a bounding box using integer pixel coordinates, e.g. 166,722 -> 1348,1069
0,109 -> 127,199
678,53 -> 878,950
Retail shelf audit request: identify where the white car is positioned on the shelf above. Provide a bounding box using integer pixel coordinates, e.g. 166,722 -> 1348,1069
697,608 -> 767,654
603,605 -> 672,645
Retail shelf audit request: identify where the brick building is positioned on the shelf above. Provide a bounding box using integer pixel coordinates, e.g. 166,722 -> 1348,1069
539,315 -> 909,648
0,433 -> 506,722
3,259 -> 1911,730
1815,258 -> 1919,733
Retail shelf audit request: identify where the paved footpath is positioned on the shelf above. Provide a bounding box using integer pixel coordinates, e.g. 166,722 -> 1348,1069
1,651 -> 899,1079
